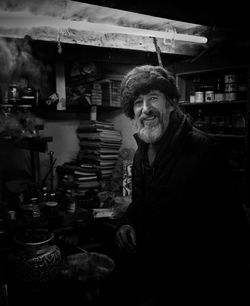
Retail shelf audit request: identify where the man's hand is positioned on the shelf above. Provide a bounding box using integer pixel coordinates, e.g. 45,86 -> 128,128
115,224 -> 137,254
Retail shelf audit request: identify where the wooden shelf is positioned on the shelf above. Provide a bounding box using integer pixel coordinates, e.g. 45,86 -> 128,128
175,63 -> 249,196
179,100 -> 247,107
175,65 -> 248,76
208,133 -> 245,139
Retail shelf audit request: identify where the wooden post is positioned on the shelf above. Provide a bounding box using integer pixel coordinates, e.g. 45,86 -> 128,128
56,57 -> 66,110
90,105 -> 97,121
153,37 -> 163,67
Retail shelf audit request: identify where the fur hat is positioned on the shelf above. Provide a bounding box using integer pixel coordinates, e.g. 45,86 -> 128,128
120,65 -> 180,119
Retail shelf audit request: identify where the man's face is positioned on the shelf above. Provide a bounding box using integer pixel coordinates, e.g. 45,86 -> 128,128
133,90 -> 174,143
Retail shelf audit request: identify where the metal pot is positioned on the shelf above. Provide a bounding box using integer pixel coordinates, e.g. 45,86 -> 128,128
9,228 -> 62,284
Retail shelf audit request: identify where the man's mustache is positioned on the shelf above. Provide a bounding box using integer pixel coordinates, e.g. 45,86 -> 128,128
139,109 -> 160,122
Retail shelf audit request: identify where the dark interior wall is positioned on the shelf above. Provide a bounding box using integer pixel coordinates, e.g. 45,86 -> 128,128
27,39 -> 189,100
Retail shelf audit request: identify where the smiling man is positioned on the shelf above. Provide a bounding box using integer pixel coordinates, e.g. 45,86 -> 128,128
133,90 -> 173,144
111,65 -> 249,305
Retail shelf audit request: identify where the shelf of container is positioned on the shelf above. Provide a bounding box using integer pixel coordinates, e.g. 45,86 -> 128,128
179,100 -> 247,107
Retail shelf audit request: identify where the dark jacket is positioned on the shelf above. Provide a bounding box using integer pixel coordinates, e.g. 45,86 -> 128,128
120,110 -> 249,300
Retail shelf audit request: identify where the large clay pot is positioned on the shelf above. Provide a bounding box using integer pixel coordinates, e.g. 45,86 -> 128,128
10,228 -> 62,285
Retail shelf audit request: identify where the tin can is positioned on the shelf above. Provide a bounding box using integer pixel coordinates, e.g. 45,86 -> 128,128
205,91 -> 215,102
214,93 -> 225,102
195,91 -> 204,103
225,92 -> 237,101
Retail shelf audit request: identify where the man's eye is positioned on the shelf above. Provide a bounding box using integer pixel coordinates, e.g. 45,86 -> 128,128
134,100 -> 142,106
150,96 -> 158,101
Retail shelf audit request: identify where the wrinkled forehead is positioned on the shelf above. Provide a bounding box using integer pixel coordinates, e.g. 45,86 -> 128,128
136,90 -> 163,98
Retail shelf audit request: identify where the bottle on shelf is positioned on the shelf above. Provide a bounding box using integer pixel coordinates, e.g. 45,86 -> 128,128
214,77 -> 225,102
189,85 -> 195,103
224,73 -> 238,101
193,76 -> 204,103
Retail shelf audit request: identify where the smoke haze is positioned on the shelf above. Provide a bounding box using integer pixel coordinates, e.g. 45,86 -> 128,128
0,0 -> 67,18
0,36 -> 53,99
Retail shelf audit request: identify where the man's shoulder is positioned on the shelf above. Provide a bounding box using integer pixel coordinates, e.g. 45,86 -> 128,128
189,127 -> 218,146
185,126 -> 223,158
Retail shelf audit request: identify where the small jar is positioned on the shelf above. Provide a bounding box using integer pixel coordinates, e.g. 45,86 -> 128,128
195,91 -> 204,103
205,91 -> 215,102
225,92 -> 237,101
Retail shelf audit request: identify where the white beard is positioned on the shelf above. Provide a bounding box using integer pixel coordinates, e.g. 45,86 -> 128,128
135,120 -> 164,143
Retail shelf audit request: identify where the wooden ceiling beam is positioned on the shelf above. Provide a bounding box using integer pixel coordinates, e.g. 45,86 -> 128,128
0,1 -> 208,57
0,25 -> 203,56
